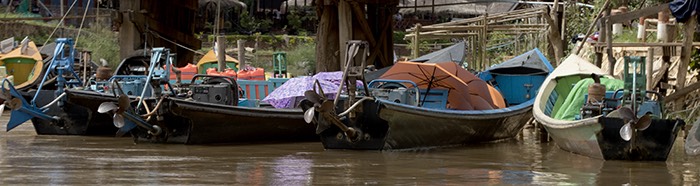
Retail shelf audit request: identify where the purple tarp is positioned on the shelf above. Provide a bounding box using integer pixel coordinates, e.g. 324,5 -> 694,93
263,71 -> 360,109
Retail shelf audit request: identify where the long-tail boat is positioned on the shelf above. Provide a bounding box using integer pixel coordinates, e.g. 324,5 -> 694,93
301,42 -> 553,150
533,54 -> 684,161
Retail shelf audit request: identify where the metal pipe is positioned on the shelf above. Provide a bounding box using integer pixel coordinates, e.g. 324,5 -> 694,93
337,97 -> 374,117
39,92 -> 67,110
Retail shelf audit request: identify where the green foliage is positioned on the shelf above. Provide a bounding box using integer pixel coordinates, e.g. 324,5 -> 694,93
393,32 -> 407,44
691,49 -> 700,71
78,27 -> 120,67
239,10 -> 272,33
286,42 -> 316,76
286,10 -> 304,34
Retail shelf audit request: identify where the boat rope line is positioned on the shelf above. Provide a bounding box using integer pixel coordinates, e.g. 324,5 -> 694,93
146,30 -> 205,56
40,0 -> 79,50
74,0 -> 92,48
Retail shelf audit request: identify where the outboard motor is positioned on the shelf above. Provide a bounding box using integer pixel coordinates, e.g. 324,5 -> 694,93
188,75 -> 239,106
581,73 -> 606,119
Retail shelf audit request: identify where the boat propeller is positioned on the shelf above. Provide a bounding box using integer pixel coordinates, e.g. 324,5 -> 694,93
302,82 -> 361,141
98,94 -> 162,137
617,107 -> 652,141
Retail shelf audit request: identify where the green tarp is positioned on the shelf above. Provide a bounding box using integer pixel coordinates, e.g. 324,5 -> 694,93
553,77 -> 625,121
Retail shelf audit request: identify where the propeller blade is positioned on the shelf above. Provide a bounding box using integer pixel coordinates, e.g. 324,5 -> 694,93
115,112 -> 140,137
6,97 -> 22,110
636,114 -> 653,131
98,102 -> 119,114
304,90 -> 323,105
117,94 -> 130,114
113,113 -> 125,128
304,108 -> 315,124
115,120 -> 137,137
7,109 -> 32,131
0,89 -> 11,100
617,107 -> 637,123
620,122 -> 633,141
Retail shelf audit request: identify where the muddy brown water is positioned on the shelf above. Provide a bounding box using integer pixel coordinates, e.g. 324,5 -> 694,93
0,113 -> 698,185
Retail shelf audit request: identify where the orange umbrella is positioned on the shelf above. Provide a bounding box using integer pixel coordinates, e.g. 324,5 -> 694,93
431,62 -> 506,109
380,61 -> 494,110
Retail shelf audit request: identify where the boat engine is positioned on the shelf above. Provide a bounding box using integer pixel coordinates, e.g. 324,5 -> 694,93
189,75 -> 238,106
581,74 -> 606,119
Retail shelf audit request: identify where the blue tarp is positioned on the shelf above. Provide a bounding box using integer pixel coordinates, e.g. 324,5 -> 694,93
670,0 -> 700,23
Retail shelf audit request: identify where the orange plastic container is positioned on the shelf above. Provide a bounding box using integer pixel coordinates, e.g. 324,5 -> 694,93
169,63 -> 198,81
237,68 -> 265,81
206,68 -> 238,79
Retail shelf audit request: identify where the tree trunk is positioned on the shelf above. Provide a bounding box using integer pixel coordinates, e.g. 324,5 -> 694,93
315,2 -> 340,72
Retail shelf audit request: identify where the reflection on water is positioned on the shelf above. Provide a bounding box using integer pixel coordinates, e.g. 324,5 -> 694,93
0,114 -> 699,185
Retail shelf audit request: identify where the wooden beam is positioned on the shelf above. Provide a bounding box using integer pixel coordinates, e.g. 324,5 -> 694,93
675,16 -> 696,110
411,24 -> 547,32
349,2 -> 387,67
432,7 -> 547,26
405,33 -> 479,40
592,42 -> 700,47
132,13 -> 201,49
367,14 -> 392,67
666,81 -> 700,102
651,62 -> 670,89
608,3 -> 670,24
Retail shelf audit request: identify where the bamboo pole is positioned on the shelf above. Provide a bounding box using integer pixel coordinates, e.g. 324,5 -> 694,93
480,14 -> 487,70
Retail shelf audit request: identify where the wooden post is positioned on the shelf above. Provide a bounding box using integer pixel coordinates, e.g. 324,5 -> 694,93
412,23 -> 421,59
646,47 -> 654,90
217,36 -> 226,72
605,7 -> 615,75
481,14 -> 487,70
118,0 -> 140,61
638,17 -> 647,42
338,0 -> 352,71
96,3 -> 100,26
60,0 -> 65,19
676,17 -> 697,111
658,10 -> 670,42
238,39 -> 245,67
83,51 -> 90,86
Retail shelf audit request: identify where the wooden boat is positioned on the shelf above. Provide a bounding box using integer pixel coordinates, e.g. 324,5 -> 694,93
133,96 -> 316,144
301,45 -> 553,150
0,38 -> 45,91
102,74 -> 317,144
6,44 -> 156,135
533,54 -> 685,161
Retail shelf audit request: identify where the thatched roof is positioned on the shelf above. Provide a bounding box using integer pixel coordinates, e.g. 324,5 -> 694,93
398,0 -> 517,15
